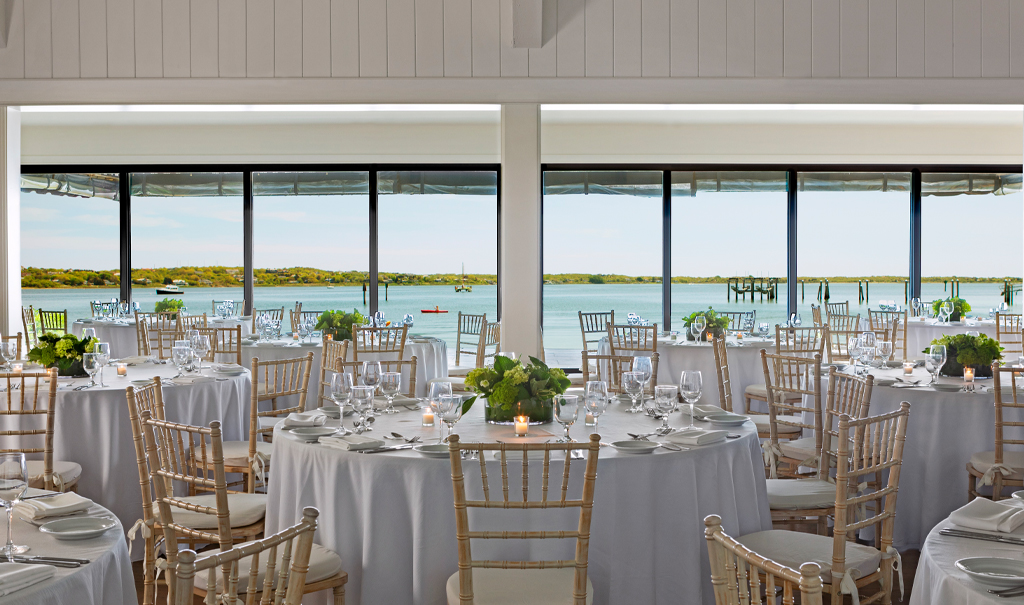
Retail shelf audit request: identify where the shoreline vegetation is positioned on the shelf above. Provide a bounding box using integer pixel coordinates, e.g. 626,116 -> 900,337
20,266 -> 1020,289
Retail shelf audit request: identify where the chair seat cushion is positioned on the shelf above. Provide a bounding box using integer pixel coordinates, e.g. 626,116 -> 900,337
744,385 -> 802,401
780,436 -> 817,461
156,493 -> 267,529
26,460 -> 82,490
446,568 -> 593,605
738,530 -> 880,583
766,479 -> 836,509
195,543 -> 342,593
969,451 -> 1024,481
749,415 -> 803,434
220,441 -> 273,468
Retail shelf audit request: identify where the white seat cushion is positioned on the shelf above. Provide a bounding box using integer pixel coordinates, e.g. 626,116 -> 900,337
969,451 -> 1024,481
738,529 -> 881,583
749,414 -> 802,434
156,493 -> 267,529
446,568 -> 593,605
766,479 -> 836,509
780,436 -> 817,461
745,385 -> 802,401
26,460 -> 82,490
220,441 -> 274,468
195,543 -> 342,593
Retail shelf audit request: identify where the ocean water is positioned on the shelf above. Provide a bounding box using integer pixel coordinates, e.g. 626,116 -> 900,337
21,281 -> 1020,351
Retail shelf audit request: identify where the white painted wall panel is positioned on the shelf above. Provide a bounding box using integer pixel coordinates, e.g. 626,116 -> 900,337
811,0 -> 839,77
499,0 -> 528,76
528,0 -> 557,76
359,0 -> 387,76
697,0 -> 726,76
783,0 -> 811,77
107,0 -> 135,77
981,0 -> 1009,77
642,0 -> 670,76
219,0 -> 246,77
868,0 -> 896,76
275,0 -> 303,77
840,0 -> 868,77
556,0 -> 585,76
135,0 -> 162,77
755,0 -> 784,76
24,0 -> 52,79
952,0 -> 981,77
443,0 -> 472,76
0,0 -> 24,78
52,0 -> 81,78
471,0 -> 499,76
586,0 -> 614,76
613,0 -> 642,76
331,0 -> 360,77
1010,0 -> 1024,77
190,0 -> 218,77
80,0 -> 108,77
388,0 -> 416,76
416,0 -> 444,76
924,0 -> 952,76
670,0 -> 698,76
162,0 -> 190,77
896,0 -> 924,76
726,0 -> 754,76
302,0 -> 331,77
247,0 -> 274,77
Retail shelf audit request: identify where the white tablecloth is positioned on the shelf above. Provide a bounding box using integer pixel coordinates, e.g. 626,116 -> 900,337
1,489 -> 136,605
72,317 -> 250,358
265,403 -> 771,605
903,318 -> 998,357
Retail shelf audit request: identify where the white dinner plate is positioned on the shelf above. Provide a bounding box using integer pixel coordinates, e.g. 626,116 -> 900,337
704,413 -> 750,427
1013,490 -> 1024,500
609,441 -> 659,454
318,406 -> 342,419
932,383 -> 964,392
298,342 -> 320,347
956,557 -> 1024,588
413,444 -> 450,458
40,516 -> 117,540
287,427 -> 337,442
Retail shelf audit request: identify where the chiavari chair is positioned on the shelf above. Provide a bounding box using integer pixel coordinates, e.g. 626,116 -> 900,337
21,307 -> 40,351
996,313 -> 1024,356
251,308 -> 286,333
718,310 -> 756,332
336,356 -> 419,400
825,301 -> 850,317
743,326 -> 823,415
968,364 -> 1024,501
868,310 -> 908,361
578,311 -> 615,356
581,351 -> 658,397
453,312 -> 487,372
176,313 -> 209,335
822,314 -> 862,364
1,333 -> 22,361
195,325 -> 244,366
36,308 -> 68,336
758,351 -> 822,478
606,323 -> 658,356
476,321 -> 501,369
712,336 -> 734,412
351,325 -> 408,361
445,434 -> 601,605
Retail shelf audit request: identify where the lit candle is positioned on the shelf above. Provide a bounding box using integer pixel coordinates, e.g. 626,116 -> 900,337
116,363 -> 128,376
325,334 -> 333,341
964,367 -> 975,383
11,363 -> 22,374
422,409 -> 435,427
585,411 -> 596,427
903,362 -> 914,376
292,332 -> 299,340
514,415 -> 529,436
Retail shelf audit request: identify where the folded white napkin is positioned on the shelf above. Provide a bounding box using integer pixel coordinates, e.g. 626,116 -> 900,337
666,428 -> 728,446
0,563 -> 55,596
949,497 -> 1024,533
14,492 -> 93,520
169,376 -> 214,385
318,434 -> 385,451
212,363 -> 245,374
118,355 -> 154,365
681,404 -> 724,417
282,411 -> 327,428
373,395 -> 418,406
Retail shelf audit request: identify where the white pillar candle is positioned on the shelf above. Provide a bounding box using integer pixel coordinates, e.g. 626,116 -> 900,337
422,409 -> 435,427
964,367 -> 975,383
514,415 -> 529,436
903,362 -> 914,376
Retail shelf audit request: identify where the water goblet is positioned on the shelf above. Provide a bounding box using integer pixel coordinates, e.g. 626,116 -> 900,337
81,327 -> 97,341
0,453 -> 29,556
858,344 -> 876,373
362,361 -> 382,413
379,372 -> 402,414
679,371 -> 703,430
330,372 -> 354,413
553,394 -> 580,442
83,353 -> 101,386
692,314 -> 707,342
876,341 -> 893,366
758,323 -> 771,340
350,386 -> 375,433
622,372 -> 645,413
654,385 -> 678,431
171,346 -> 190,378
633,355 -> 653,402
911,298 -> 922,317
926,345 -> 947,384
0,343 -> 13,370
191,335 -> 210,372
860,332 -> 877,349
942,301 -> 954,321
94,341 -> 111,386
583,381 -> 608,430
847,336 -> 862,375
438,394 -> 464,442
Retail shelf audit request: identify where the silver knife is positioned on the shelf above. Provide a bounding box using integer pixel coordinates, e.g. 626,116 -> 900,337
16,554 -> 91,564
0,555 -> 81,568
356,444 -> 416,454
939,528 -> 1024,545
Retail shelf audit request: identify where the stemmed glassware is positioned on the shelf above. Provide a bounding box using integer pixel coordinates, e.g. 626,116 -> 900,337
83,353 -> 101,387
654,385 -> 678,431
758,323 -> 771,340
858,342 -> 876,373
81,327 -> 97,341
553,394 -> 579,442
791,314 -> 802,327
171,345 -> 191,378
622,372 -> 645,413
926,345 -> 947,385
942,301 -> 954,322
378,372 -> 402,414
0,453 -> 29,556
437,394 -> 464,442
633,356 -> 653,404
94,342 -> 111,386
679,371 -> 702,430
847,336 -> 861,375
911,298 -> 922,317
428,381 -> 453,442
876,342 -> 893,367
583,381 -> 608,430
0,343 -> 15,370
692,314 -> 707,342
361,361 -> 382,415
298,320 -> 311,342
330,372 -> 354,420
350,386 -> 375,433
191,335 -> 210,372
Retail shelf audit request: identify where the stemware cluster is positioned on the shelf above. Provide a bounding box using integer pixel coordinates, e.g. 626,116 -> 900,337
215,300 -> 236,319
83,341 -> 112,387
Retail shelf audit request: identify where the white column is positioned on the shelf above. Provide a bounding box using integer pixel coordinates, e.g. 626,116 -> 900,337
0,107 -> 19,338
500,103 -> 542,358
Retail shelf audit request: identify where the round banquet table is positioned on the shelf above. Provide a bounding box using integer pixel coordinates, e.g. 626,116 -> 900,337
72,316 -> 251,358
902,318 -> 998,358
241,336 -> 448,398
2,489 -> 136,605
265,403 -> 772,605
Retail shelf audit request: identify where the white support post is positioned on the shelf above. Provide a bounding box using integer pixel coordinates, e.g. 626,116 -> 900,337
0,107 -> 19,337
500,103 -> 542,359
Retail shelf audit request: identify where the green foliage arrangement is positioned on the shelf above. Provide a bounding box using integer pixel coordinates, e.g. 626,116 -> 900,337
932,297 -> 971,319
925,333 -> 1003,376
315,309 -> 366,341
154,298 -> 185,314
463,356 -> 571,419
27,333 -> 96,375
681,307 -> 732,339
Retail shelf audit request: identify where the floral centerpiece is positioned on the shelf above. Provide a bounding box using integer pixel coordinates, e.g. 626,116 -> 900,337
924,333 -> 1002,377
154,298 -> 185,319
315,309 -> 366,341
681,307 -> 732,341
464,356 -> 571,424
26,333 -> 96,376
932,297 -> 971,322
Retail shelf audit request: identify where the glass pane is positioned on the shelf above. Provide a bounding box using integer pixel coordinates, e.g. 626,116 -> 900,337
377,171 -> 498,348
797,172 -> 911,321
253,171 -> 370,329
20,173 -> 121,320
542,170 -> 663,357
922,173 -> 1023,313
130,172 -> 244,316
671,172 -> 788,332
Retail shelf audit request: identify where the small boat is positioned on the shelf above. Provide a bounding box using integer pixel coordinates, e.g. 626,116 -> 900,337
455,263 -> 473,293
421,306 -> 449,314
156,284 -> 182,295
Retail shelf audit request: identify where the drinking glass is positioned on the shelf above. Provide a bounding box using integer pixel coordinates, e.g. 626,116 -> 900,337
330,372 -> 354,411
876,342 -> 893,366
859,344 -> 876,373
679,371 -> 702,430
0,453 -> 28,556
583,381 -> 608,430
758,323 -> 771,340
911,298 -> 922,316
171,346 -> 190,378
191,335 -> 210,372
350,386 -> 375,433
633,356 -> 653,401
553,394 -> 580,442
860,332 -> 877,349
0,343 -> 14,369
81,327 -> 97,341
1000,302 -> 1010,313
438,394 -> 464,442
83,353 -> 101,386
428,381 -> 453,441
298,320 -> 311,342
692,315 -> 707,341
379,372 -> 402,414
942,301 -> 954,321
926,345 -> 947,384
94,341 -> 111,386
654,385 -> 678,431
622,372 -> 645,413
792,314 -> 802,327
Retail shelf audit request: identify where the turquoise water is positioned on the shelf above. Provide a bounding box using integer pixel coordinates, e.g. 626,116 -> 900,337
21,281 -> 1020,351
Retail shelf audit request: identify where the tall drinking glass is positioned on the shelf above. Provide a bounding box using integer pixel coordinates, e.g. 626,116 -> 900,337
428,381 -> 453,442
758,323 -> 771,340
654,385 -> 678,431
330,372 -> 354,413
379,372 -> 402,414
633,356 -> 653,403
0,453 -> 28,556
583,381 -> 608,430
622,372 -> 645,413
876,341 -> 893,366
553,395 -> 580,442
81,327 -> 97,341
171,346 -> 190,378
847,336 -> 861,375
191,335 -> 211,372
679,371 -> 703,430
692,315 -> 707,341
93,342 -> 111,387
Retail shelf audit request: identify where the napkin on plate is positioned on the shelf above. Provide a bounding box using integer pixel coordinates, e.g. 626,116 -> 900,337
282,411 -> 327,428
949,497 -> 1024,533
665,428 -> 728,446
318,434 -> 385,451
0,563 -> 55,596
14,492 -> 94,520
212,363 -> 245,374
373,395 -> 419,407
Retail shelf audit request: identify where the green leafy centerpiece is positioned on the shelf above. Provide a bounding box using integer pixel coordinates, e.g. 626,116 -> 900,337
932,297 -> 971,322
925,333 -> 1002,377
154,298 -> 185,319
464,356 -> 571,424
681,307 -> 732,341
315,309 -> 366,341
27,333 -> 96,377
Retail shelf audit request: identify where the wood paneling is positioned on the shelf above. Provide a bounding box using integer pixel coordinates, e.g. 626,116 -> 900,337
586,0 -> 614,76
218,0 -> 245,77
303,0 -> 331,77
840,0 -> 868,77
528,0 -> 557,76
387,0 -> 416,76
697,0 -> 725,76
442,0 -> 470,76
331,0 -> 360,76
981,0 -> 1009,77
80,0 -> 108,77
952,0 -> 981,77
24,0 -> 52,79
472,0 -> 499,76
162,0 -> 190,77
499,0 -> 528,76
924,0 -> 952,76
811,0 -> 839,77
642,0 -> 670,76
896,0 -> 924,77
52,0 -> 81,78
275,0 -> 303,77
246,0 -> 274,77
359,0 -> 387,76
784,0 -> 811,77
107,0 -> 136,77
755,0 -> 784,76
190,0 -> 218,77
869,0 -> 897,76
557,0 -> 585,76
726,0 -> 755,77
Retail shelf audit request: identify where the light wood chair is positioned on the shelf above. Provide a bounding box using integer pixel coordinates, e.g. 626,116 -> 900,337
996,313 -> 1024,356
743,325 -> 823,415
712,336 -> 734,413
454,312 -> 487,370
580,351 -> 658,397
736,403 -> 911,605
1,333 -> 22,361
351,325 -> 408,361
869,310 -> 908,361
704,515 -> 824,605
758,351 -> 823,478
176,313 -> 209,335
476,321 -> 501,369
317,338 -> 351,409
135,311 -> 177,356
140,413 -> 346,605
0,369 -> 80,492
289,305 -> 324,333
606,323 -> 658,356
579,311 -> 615,355
172,507 -> 345,605
251,308 -> 286,333
194,326 -> 244,366
822,315 -> 862,364
811,303 -> 823,327
21,307 -> 40,351
36,308 -> 68,336
336,356 -> 419,399
718,310 -> 756,332
825,301 -> 849,317
968,364 -> 1024,501
141,324 -> 179,361
445,434 -> 601,605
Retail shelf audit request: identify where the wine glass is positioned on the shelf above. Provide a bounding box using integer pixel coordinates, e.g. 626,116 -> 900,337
926,345 -> 947,385
633,356 -> 653,403
94,341 -> 111,386
692,315 -> 707,342
379,372 -> 402,414
876,341 -> 893,366
792,314 -> 802,327
437,394 -> 464,442
942,301 -> 954,322
553,394 -> 579,442
0,343 -> 14,370
583,381 -> 608,430
758,322 -> 771,340
361,361 -> 382,414
330,372 -> 354,415
350,386 -> 375,433
679,371 -> 702,430
191,335 -> 211,372
654,385 -> 678,431
171,345 -> 190,378
83,353 -> 101,387
858,343 -> 876,374
911,298 -> 922,317
0,453 -> 29,556
298,320 -> 311,342
622,372 -> 645,413
860,332 -> 877,349
428,381 -> 453,441
847,336 -> 862,375
81,327 -> 97,341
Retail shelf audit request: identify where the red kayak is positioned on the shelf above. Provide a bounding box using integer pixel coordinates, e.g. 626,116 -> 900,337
421,308 -> 449,313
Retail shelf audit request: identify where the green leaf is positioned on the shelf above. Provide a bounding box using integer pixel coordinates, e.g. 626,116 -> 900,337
493,355 -> 515,373
461,395 -> 477,416
528,356 -> 548,370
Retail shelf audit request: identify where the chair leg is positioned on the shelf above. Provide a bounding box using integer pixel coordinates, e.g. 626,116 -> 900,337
333,584 -> 346,605
968,468 -> 978,502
